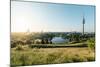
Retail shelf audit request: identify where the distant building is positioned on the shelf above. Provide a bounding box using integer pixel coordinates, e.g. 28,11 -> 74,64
51,37 -> 69,44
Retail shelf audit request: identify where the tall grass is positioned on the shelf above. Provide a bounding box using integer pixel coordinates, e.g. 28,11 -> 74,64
11,47 -> 95,66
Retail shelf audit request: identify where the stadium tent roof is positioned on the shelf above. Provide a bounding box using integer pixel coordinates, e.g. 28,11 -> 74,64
51,37 -> 69,44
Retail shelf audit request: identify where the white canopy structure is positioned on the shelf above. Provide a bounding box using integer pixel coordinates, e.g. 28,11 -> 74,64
51,37 -> 69,44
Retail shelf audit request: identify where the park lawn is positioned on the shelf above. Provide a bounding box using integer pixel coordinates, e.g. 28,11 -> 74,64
28,42 -> 88,48
11,46 -> 95,66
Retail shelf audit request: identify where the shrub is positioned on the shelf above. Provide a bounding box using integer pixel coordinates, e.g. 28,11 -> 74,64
87,38 -> 95,50
15,45 -> 24,50
11,40 -> 17,48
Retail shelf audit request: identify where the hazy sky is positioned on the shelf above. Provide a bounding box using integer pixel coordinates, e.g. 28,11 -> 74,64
11,1 -> 95,32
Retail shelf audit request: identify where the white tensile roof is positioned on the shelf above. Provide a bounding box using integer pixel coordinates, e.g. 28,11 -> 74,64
51,37 -> 68,43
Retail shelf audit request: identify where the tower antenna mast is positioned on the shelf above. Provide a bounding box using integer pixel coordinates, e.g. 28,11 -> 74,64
82,13 -> 85,35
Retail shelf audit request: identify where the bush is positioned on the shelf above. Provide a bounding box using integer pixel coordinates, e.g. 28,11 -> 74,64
15,45 -> 24,50
87,38 -> 95,50
11,40 -> 17,48
11,43 -> 17,48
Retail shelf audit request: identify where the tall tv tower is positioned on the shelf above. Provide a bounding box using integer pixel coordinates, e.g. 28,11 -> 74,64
82,16 -> 85,35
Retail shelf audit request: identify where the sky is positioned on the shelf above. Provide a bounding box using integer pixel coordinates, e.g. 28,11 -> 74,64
11,1 -> 95,32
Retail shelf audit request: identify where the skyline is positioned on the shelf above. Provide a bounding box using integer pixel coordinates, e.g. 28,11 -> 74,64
11,1 -> 95,33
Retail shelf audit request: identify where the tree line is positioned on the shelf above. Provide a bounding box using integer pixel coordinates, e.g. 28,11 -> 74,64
11,32 -> 95,48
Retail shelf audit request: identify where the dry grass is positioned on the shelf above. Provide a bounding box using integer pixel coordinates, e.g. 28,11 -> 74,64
11,47 -> 95,66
